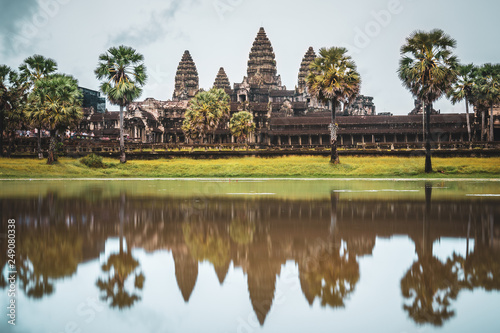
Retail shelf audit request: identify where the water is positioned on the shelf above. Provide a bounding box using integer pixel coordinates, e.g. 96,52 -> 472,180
1,179 -> 499,333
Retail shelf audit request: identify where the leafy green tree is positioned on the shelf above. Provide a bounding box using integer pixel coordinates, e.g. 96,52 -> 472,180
229,111 -> 255,144
182,88 -> 230,144
0,65 -> 28,157
27,74 -> 83,164
473,64 -> 500,141
19,54 -> 58,159
447,64 -> 476,142
306,47 -> 360,164
95,45 -> 147,163
398,29 -> 458,173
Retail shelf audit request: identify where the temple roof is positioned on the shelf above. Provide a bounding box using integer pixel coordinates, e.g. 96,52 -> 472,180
213,67 -> 231,90
173,50 -> 199,100
247,27 -> 280,88
297,47 -> 316,93
269,90 -> 295,97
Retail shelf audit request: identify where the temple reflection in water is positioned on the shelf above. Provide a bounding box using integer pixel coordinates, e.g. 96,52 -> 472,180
1,183 -> 499,328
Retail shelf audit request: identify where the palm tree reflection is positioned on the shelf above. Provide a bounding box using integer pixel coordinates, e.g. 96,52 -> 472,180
303,241 -> 360,308
96,193 -> 145,309
96,251 -> 145,309
17,227 -> 82,299
401,184 -> 460,326
302,193 -> 360,308
401,256 -> 459,326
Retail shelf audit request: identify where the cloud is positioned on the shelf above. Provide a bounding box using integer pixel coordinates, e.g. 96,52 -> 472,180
0,0 -> 39,32
0,0 -> 39,56
108,0 -> 193,47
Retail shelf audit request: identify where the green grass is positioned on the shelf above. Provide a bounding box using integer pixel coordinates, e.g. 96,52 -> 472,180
0,156 -> 499,179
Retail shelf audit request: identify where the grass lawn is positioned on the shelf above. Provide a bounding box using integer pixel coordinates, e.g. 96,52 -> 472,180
1,156 -> 499,178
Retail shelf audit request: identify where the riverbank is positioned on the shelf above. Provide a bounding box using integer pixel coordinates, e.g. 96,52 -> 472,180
1,156 -> 500,179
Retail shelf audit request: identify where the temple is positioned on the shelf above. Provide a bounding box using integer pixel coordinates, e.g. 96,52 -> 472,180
79,27 -> 499,144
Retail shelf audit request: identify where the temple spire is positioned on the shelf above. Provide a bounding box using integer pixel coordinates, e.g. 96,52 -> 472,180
173,50 -> 199,100
297,47 -> 316,94
213,67 -> 231,90
247,27 -> 280,88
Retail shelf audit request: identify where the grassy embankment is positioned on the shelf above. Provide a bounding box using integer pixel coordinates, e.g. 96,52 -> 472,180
0,156 -> 499,178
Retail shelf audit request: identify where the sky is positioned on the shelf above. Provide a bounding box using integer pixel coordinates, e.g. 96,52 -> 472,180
0,0 -> 499,114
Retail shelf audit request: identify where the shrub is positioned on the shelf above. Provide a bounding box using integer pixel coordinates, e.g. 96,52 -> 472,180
80,153 -> 105,168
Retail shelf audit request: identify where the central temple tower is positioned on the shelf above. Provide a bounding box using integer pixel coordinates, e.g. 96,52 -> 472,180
246,27 -> 282,89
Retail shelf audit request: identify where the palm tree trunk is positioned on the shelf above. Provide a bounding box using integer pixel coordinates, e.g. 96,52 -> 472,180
119,192 -> 125,255
7,130 -> 13,158
465,98 -> 471,142
481,109 -> 486,141
119,105 -> 126,163
490,104 -> 495,142
425,102 -> 432,173
330,99 -> 339,164
0,110 -> 4,157
37,127 -> 43,159
47,129 -> 56,164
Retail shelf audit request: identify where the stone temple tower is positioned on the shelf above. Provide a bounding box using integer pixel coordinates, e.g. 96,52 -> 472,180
246,27 -> 281,89
297,47 -> 316,94
173,50 -> 199,100
213,67 -> 231,90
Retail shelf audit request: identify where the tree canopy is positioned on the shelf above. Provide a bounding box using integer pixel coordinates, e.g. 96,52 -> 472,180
27,74 -> 83,163
182,88 -> 230,143
95,45 -> 147,163
229,111 -> 255,143
398,29 -> 458,173
306,47 -> 360,164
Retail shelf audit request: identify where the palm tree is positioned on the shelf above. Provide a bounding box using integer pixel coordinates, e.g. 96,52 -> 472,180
0,65 -> 28,157
469,67 -> 489,141
28,74 -> 83,164
229,111 -> 256,145
182,88 -> 230,144
398,29 -> 458,173
306,47 -> 361,164
0,65 -> 12,157
447,64 -> 476,142
95,46 -> 147,163
19,54 -> 58,159
474,64 -> 500,142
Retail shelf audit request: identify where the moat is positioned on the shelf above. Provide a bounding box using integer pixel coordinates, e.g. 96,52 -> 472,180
1,179 -> 499,332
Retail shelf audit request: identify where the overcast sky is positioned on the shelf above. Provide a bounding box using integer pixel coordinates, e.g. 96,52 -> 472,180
1,0 -> 498,114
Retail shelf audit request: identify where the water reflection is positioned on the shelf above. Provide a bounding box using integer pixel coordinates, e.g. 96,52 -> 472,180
96,193 -> 145,309
16,226 -> 82,299
0,181 -> 499,330
399,184 -> 500,326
